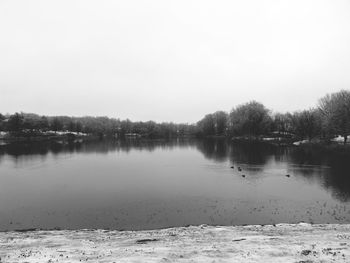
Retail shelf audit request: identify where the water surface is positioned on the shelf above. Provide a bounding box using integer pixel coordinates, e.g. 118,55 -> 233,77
0,139 -> 349,231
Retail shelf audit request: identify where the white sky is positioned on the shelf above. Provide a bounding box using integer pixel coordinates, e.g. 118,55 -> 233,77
1,0 -> 350,123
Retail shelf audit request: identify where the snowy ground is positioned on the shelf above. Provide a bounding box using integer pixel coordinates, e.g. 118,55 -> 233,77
1,223 -> 350,263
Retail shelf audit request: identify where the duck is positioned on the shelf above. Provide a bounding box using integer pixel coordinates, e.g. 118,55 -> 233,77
285,174 -> 290,178
230,166 -> 234,169
238,167 -> 242,172
241,174 -> 246,178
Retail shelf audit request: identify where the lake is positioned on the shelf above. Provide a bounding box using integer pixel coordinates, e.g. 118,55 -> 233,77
0,139 -> 349,231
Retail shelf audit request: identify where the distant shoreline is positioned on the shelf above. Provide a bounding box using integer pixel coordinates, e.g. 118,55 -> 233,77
1,134 -> 350,149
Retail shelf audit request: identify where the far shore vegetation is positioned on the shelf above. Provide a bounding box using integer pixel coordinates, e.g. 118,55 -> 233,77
1,90 -> 350,146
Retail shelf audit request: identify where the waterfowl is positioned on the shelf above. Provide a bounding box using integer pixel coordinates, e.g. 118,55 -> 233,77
241,174 -> 245,177
285,174 -> 290,177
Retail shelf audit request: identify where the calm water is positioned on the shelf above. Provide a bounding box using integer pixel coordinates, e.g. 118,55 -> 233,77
0,139 -> 350,231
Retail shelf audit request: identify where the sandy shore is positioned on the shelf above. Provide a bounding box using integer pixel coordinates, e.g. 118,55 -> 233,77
1,223 -> 350,262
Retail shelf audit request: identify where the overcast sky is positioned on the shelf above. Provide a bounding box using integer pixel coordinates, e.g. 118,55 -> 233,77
1,0 -> 350,123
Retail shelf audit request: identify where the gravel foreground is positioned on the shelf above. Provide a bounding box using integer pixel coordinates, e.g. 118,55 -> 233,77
1,224 -> 350,263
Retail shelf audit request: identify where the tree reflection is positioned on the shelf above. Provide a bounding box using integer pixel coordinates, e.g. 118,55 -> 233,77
228,141 -> 276,166
195,139 -> 350,202
287,146 -> 350,202
0,139 -> 197,159
195,138 -> 229,162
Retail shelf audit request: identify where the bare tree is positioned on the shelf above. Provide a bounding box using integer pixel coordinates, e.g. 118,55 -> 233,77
292,109 -> 321,140
318,90 -> 350,144
213,111 -> 228,135
273,112 -> 293,135
229,101 -> 272,138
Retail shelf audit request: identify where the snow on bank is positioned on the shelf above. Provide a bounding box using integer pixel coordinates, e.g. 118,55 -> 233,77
0,224 -> 350,262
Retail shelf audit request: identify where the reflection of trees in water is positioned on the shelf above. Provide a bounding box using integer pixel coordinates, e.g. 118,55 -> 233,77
116,139 -> 197,153
4,142 -> 50,157
195,139 -> 229,162
195,139 -> 278,167
321,154 -> 350,202
0,139 -> 198,160
196,140 -> 350,202
287,147 -> 329,167
325,159 -> 350,202
272,147 -> 294,163
287,146 -> 350,202
0,142 -> 50,165
228,141 -> 276,166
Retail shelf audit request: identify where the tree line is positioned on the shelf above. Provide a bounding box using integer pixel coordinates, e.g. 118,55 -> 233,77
196,90 -> 350,144
0,90 -> 349,143
0,113 -> 197,139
